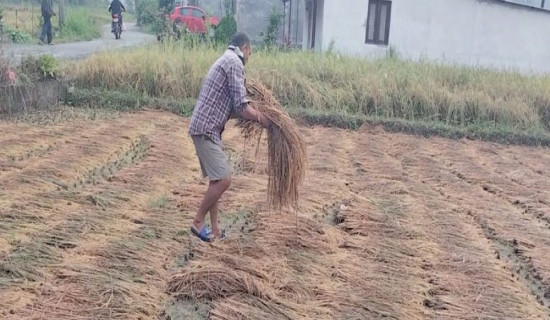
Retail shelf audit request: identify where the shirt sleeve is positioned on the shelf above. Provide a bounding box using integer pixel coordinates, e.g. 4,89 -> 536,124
227,59 -> 249,115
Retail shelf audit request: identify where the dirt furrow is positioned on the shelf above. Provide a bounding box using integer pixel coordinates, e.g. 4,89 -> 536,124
435,140 -> 550,227
2,113 -> 196,319
384,134 -> 550,317
0,134 -> 151,253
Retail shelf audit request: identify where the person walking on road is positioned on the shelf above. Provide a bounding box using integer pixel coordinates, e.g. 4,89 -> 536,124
188,32 -> 271,242
39,0 -> 55,45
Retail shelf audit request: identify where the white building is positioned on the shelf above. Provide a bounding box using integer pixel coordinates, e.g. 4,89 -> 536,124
300,0 -> 550,74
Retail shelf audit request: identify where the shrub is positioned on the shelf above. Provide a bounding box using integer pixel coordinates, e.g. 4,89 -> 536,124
214,15 -> 237,45
20,55 -> 58,81
264,4 -> 283,47
5,25 -> 32,43
136,0 -> 158,26
58,8 -> 101,41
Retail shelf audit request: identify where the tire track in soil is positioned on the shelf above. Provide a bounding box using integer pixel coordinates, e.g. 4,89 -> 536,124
0,135 -> 153,314
2,113 -> 196,319
0,117 -> 155,251
445,168 -> 550,309
0,116 -> 122,176
0,114 -> 180,315
428,139 -> 550,302
0,134 -> 151,253
385,135 -> 550,317
0,116 -> 151,200
440,142 -> 550,227
499,145 -> 550,180
348,135 -> 472,319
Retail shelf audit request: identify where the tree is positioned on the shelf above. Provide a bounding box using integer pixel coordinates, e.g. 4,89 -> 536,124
158,0 -> 174,14
264,3 -> 283,47
223,0 -> 236,16
214,0 -> 237,44
57,0 -> 66,29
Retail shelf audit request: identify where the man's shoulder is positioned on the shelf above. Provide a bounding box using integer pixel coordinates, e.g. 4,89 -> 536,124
217,50 -> 242,69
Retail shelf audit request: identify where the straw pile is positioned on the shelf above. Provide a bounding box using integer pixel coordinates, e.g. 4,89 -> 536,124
238,81 -> 308,209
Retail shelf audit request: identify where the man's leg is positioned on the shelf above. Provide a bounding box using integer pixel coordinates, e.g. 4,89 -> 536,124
208,196 -> 221,237
39,17 -> 46,43
192,177 -> 231,237
45,16 -> 52,44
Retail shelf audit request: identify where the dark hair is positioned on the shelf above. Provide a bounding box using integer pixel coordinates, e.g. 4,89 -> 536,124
230,32 -> 250,48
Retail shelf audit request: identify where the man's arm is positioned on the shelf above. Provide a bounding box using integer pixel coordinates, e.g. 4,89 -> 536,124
227,60 -> 270,127
121,3 -> 126,11
241,104 -> 271,127
49,0 -> 55,16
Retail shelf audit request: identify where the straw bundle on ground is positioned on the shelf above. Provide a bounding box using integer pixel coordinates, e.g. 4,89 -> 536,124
238,81 -> 308,209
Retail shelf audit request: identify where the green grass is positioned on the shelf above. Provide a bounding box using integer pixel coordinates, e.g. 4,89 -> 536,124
57,8 -> 103,41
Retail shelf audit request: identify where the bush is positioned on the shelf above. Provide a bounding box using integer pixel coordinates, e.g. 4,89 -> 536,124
214,15 -> 237,45
264,4 -> 283,47
136,0 -> 158,26
38,54 -> 58,78
5,25 -> 32,43
58,8 -> 101,41
20,55 -> 58,81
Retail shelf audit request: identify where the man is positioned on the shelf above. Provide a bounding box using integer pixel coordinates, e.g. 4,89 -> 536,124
39,0 -> 55,45
189,32 -> 270,242
108,0 -> 126,32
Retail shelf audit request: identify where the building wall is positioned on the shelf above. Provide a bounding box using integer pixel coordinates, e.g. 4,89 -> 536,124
312,0 -> 550,74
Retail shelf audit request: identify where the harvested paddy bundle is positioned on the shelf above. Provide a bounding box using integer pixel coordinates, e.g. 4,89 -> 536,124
237,81 -> 308,209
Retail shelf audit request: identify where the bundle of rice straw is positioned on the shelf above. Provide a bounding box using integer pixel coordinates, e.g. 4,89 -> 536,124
238,81 -> 308,209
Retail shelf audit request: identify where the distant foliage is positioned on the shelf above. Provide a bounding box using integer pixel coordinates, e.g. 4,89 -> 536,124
264,4 -> 283,47
214,16 -> 237,45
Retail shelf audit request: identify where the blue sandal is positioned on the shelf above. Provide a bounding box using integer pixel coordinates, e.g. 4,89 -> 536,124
190,225 -> 213,242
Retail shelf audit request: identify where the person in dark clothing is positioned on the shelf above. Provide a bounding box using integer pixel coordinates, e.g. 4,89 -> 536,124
108,0 -> 126,32
39,0 -> 55,45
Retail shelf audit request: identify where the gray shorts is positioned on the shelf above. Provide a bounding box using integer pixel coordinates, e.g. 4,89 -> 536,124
191,135 -> 232,181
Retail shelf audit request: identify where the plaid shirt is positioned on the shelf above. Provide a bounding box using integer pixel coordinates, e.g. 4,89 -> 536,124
189,49 -> 248,145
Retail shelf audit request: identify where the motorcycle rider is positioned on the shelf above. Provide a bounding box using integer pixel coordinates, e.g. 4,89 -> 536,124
108,0 -> 126,32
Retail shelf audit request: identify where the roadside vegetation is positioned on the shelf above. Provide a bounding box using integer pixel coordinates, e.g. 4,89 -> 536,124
65,40 -> 550,145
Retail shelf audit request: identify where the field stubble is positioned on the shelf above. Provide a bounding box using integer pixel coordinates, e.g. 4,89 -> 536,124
1,109 -> 550,319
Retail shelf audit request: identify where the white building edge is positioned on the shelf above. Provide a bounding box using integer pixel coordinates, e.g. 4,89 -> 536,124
291,0 -> 550,74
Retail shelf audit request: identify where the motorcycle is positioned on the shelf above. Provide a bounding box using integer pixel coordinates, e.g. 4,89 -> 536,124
112,13 -> 122,39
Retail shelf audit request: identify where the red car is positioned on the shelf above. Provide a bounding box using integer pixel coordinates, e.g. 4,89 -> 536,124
169,6 -> 220,35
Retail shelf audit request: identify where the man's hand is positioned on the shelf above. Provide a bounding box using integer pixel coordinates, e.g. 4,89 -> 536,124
242,104 -> 271,128
258,113 -> 271,128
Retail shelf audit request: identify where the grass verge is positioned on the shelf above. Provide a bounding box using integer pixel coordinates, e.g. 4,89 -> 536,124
67,42 -> 550,133
65,88 -> 550,147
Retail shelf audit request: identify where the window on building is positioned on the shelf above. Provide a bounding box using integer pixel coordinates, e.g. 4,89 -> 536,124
366,0 -> 392,45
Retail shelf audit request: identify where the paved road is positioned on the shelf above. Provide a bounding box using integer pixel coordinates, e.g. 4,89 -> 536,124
1,24 -> 156,62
